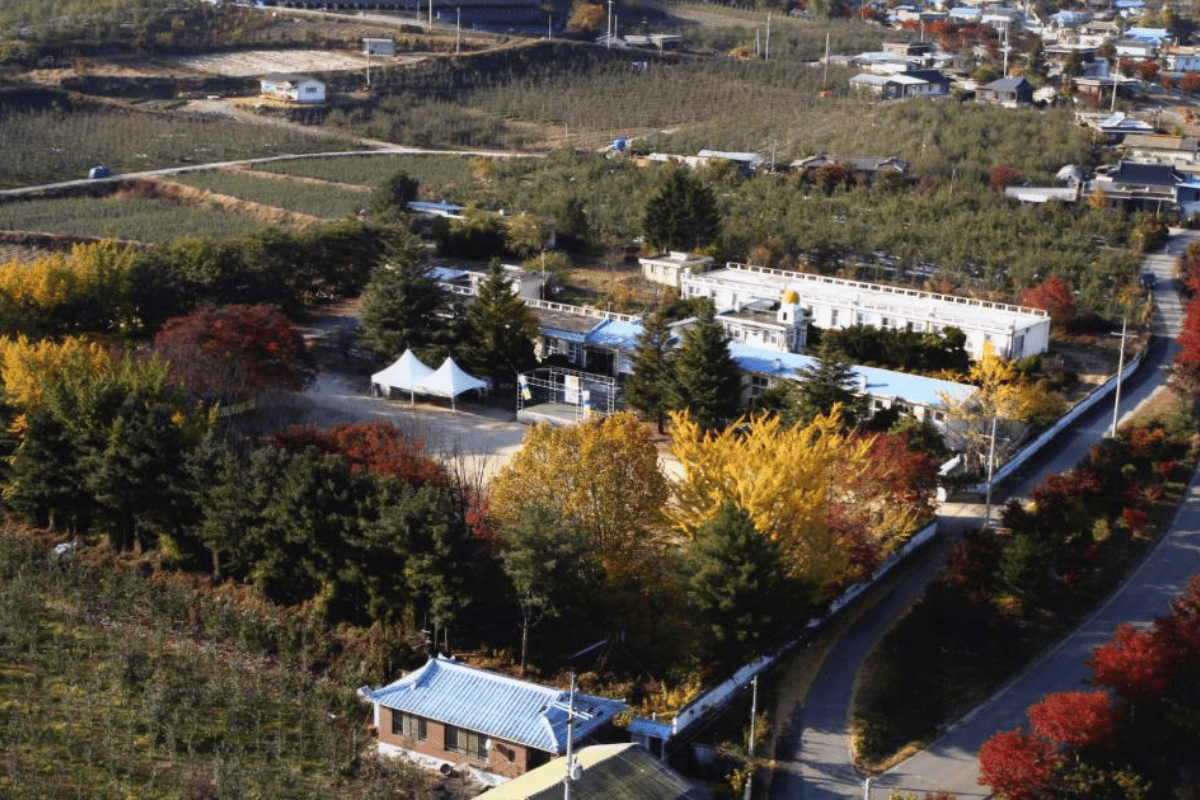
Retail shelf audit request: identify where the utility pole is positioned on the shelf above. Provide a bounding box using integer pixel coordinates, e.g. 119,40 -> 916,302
456,7 -> 461,53
984,413 -> 998,528
765,11 -> 771,61
822,31 -> 830,88
606,0 -> 613,49
742,676 -> 758,800
563,674 -> 577,800
1110,316 -> 1128,437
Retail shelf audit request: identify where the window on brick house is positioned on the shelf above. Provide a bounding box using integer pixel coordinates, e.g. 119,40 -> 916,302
391,712 -> 427,742
445,725 -> 488,759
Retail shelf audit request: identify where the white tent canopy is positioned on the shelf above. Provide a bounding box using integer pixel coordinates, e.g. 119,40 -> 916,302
414,357 -> 488,410
371,349 -> 434,402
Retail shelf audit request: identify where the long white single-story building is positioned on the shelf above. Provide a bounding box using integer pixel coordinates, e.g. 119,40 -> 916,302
516,298 -> 975,427
681,263 -> 1051,360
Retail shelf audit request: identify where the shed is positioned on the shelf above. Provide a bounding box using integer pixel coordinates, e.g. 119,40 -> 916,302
259,73 -> 326,104
363,37 -> 396,56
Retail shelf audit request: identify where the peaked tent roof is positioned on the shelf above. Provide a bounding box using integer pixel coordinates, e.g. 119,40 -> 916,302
371,349 -> 434,393
414,356 -> 488,399
358,657 -> 625,754
481,743 -> 708,800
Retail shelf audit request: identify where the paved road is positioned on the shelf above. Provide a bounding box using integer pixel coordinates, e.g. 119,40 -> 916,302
772,230 -> 1198,800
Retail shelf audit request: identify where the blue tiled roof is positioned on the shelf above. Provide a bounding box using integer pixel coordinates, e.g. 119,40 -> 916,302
359,657 -> 625,754
729,344 -> 975,408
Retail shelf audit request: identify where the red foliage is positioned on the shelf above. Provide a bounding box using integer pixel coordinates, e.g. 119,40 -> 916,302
1180,242 -> 1200,295
1155,461 -> 1178,481
977,726 -> 1061,800
1028,691 -> 1119,751
1154,574 -> 1200,660
1126,425 -> 1166,460
155,303 -> 312,405
1121,506 -> 1149,533
1173,296 -> 1200,397
988,164 -> 1022,192
1137,60 -> 1160,81
1181,71 -> 1200,93
1086,623 -> 1176,701
270,422 -> 450,487
861,432 -> 940,503
1018,277 -> 1075,326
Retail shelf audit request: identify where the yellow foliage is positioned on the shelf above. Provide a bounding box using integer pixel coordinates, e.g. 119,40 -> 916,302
566,1 -> 605,33
0,241 -> 134,313
0,335 -> 110,416
488,412 -> 668,584
667,410 -> 875,585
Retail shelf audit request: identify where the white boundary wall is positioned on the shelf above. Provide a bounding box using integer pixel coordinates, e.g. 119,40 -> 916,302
658,518 -> 939,740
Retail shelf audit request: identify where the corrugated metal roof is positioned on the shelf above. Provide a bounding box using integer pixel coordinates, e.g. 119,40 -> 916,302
481,743 -> 705,800
585,319 -> 644,350
359,658 -> 625,754
729,344 -> 975,408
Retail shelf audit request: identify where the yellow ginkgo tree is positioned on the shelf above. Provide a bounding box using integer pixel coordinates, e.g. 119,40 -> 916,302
938,341 -> 1065,475
668,409 -> 883,589
488,411 -> 669,585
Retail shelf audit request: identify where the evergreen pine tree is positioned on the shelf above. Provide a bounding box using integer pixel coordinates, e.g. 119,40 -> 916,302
624,308 -> 674,433
642,169 -> 720,253
684,502 -> 797,662
460,262 -> 539,391
359,232 -> 455,363
785,341 -> 870,429
667,299 -> 742,433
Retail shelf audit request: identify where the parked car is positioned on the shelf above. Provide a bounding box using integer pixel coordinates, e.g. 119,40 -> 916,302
1140,271 -> 1158,290
88,165 -> 112,179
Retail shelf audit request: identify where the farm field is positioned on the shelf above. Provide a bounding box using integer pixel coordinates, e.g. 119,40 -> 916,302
255,153 -> 477,191
0,194 -> 266,242
164,48 -> 406,77
0,103 -> 358,189
172,170 -> 369,219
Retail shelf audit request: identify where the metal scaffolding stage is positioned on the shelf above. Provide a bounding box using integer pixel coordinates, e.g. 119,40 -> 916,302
516,366 -> 618,426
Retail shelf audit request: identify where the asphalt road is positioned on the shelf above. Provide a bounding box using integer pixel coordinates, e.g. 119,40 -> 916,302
771,230 -> 1199,800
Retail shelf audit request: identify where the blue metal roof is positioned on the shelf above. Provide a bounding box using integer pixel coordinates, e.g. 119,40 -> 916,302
429,265 -> 468,282
729,344 -> 975,408
359,657 -> 625,754
408,201 -> 464,216
585,319 -> 644,350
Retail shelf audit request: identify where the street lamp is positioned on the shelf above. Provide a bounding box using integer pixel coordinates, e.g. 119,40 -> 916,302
1110,316 -> 1128,437
984,413 -> 998,529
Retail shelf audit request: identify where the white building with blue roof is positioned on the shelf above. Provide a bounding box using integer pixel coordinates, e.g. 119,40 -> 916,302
731,344 -> 975,426
359,656 -> 626,782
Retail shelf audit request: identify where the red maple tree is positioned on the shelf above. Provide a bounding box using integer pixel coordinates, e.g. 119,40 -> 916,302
1018,276 -> 1075,326
977,726 -> 1061,800
1182,71 -> 1200,93
1154,573 -> 1200,660
155,303 -> 313,405
270,421 -> 450,487
1173,296 -> 1200,398
1027,691 -> 1119,751
1086,623 -> 1176,701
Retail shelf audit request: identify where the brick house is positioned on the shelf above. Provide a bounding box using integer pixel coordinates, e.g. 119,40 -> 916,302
358,656 -> 626,782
